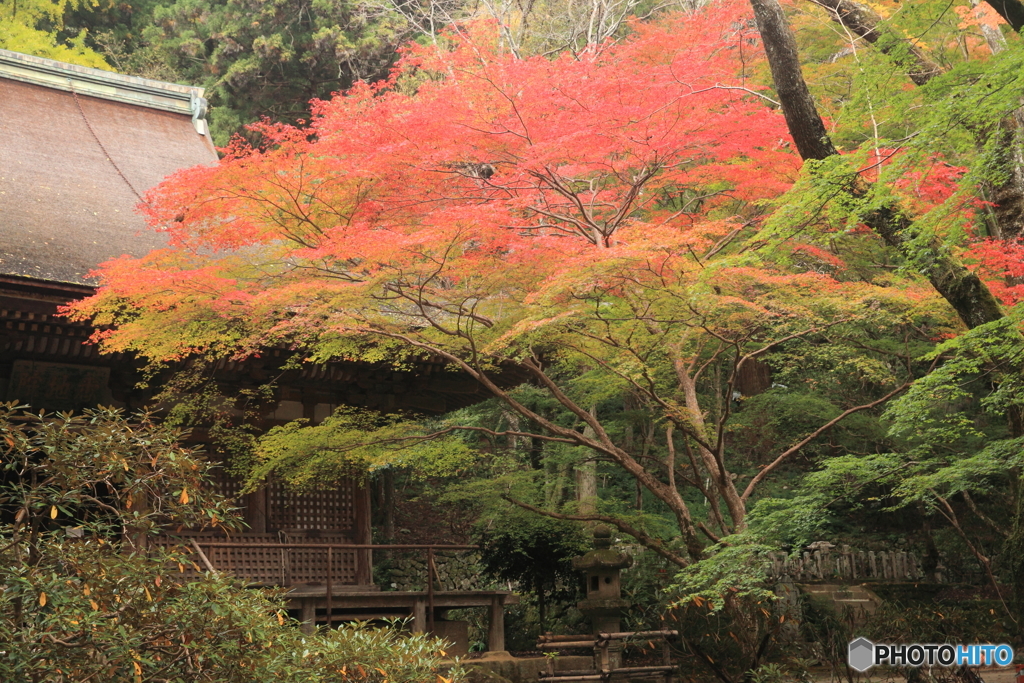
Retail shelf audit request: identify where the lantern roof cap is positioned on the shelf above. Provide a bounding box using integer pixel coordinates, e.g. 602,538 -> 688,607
572,525 -> 632,571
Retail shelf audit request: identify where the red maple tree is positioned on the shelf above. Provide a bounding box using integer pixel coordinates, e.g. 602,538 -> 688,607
71,3 -> 946,563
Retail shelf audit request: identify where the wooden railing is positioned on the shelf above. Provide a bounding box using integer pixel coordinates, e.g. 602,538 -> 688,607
536,630 -> 678,682
151,534 -> 366,586
157,537 -> 477,630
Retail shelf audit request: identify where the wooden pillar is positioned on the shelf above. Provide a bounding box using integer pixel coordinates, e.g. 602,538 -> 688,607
300,599 -> 315,635
244,485 -> 268,533
123,489 -> 150,552
412,599 -> 427,634
355,480 -> 373,585
487,595 -> 505,652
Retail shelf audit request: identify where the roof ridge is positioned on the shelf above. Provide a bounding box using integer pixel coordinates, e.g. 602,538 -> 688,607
0,48 -> 209,134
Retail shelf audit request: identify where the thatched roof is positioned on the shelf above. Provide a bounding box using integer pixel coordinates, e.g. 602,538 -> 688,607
0,50 -> 217,285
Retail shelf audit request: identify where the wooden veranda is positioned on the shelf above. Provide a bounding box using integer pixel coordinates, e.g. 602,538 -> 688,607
158,533 -> 517,652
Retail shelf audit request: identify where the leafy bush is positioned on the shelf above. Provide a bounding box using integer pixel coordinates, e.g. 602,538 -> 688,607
0,404 -> 459,682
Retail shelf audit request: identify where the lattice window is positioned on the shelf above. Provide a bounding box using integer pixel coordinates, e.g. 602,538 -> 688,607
206,465 -> 246,502
268,479 -> 356,532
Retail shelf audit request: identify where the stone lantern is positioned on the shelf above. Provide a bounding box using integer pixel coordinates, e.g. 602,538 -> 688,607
572,525 -> 632,669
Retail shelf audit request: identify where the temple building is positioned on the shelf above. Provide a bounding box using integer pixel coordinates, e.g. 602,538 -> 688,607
0,49 -> 516,653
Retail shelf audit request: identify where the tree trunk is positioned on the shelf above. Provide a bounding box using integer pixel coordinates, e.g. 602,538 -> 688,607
985,0 -> 1024,32
749,0 -> 836,161
1006,469 -> 1024,625
382,468 -> 396,542
809,0 -> 942,85
819,0 -> 1024,246
576,459 -> 598,516
677,371 -> 746,531
536,576 -> 547,633
748,0 -> 1006,332
577,407 -> 600,518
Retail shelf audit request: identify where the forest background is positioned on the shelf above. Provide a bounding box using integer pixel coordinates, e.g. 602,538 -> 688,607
8,0 -> 1024,680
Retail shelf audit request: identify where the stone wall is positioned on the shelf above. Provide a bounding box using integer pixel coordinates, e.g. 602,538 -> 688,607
379,550 -> 490,592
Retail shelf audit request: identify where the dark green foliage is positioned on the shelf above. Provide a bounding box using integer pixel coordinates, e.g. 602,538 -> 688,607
67,0 -> 410,144
142,0 -> 407,143
476,511 -> 587,589
662,596 -> 786,683
475,510 -> 588,633
797,594 -> 853,683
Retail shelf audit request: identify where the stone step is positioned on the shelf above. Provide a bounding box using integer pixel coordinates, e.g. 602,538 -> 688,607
797,583 -> 883,624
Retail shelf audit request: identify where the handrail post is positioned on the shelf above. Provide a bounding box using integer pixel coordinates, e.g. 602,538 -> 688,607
280,547 -> 286,587
427,547 -> 435,634
326,547 -> 333,629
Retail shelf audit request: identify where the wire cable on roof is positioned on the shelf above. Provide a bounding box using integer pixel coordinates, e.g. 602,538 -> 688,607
68,79 -> 149,205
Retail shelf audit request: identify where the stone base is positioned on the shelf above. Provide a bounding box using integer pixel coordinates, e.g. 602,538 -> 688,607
466,655 -> 593,683
798,583 -> 883,626
431,620 -> 469,656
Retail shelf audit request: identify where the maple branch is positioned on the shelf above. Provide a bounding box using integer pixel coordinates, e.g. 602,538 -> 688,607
702,220 -> 756,261
501,495 -> 688,567
930,491 -> 1017,624
962,490 -> 1009,538
552,339 -> 719,455
741,381 -> 910,501
603,164 -> 659,236
525,206 -> 595,241
286,426 -> 581,457
692,341 -> 728,384
532,169 -> 605,244
354,327 -> 707,557
353,328 -> 616,454
697,522 -> 721,543
381,284 -> 495,329
818,461 -> 921,510
680,83 -> 781,107
707,317 -> 853,463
